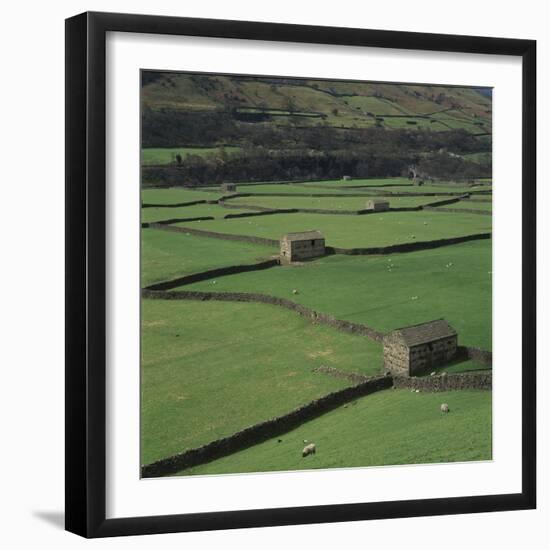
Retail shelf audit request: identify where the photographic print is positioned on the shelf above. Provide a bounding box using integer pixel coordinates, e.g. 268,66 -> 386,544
139,71 -> 493,479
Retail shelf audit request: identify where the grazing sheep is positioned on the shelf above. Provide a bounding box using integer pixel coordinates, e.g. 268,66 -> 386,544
441,403 -> 450,413
302,443 -> 316,457
292,289 -> 299,295
430,371 -> 436,376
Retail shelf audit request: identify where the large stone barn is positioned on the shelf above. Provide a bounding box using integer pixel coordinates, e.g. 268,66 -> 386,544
221,182 -> 237,193
280,231 -> 325,262
383,319 -> 458,376
366,199 -> 390,211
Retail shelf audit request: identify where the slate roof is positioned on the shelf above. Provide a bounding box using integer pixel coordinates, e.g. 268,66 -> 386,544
282,230 -> 324,242
388,319 -> 457,347
367,199 -> 390,204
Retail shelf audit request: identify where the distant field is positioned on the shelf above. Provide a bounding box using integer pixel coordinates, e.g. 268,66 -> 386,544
464,152 -> 492,164
371,184 -> 492,195
381,117 -> 448,130
141,299 -> 384,465
298,177 -> 413,188
141,229 -> 274,286
181,239 -> 492,350
177,388 -> 492,475
141,187 -> 222,204
343,95 -> 410,116
229,194 -> 437,210
449,199 -> 492,212
142,146 -> 241,166
175,210 -> 492,249
141,203 -> 256,224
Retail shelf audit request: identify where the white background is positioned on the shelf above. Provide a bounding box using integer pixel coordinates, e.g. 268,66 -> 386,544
0,1 -> 547,548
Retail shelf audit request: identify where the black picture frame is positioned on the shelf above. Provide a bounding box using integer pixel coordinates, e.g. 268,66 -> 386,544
65,11 -> 536,538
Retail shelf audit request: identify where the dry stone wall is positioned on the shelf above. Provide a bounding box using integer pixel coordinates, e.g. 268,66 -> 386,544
393,372 -> 492,391
148,223 -> 279,247
327,232 -> 491,256
145,259 -> 279,291
142,289 -> 385,342
424,206 -> 491,215
141,375 -> 392,478
142,199 -> 208,209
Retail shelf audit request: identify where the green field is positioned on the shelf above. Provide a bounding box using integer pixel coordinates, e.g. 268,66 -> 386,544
142,147 -> 241,166
141,229 -> 275,286
178,388 -> 492,475
450,199 -> 492,212
228,194 -> 435,210
343,95 -> 410,115
141,187 -> 223,204
175,210 -> 492,249
298,177 -> 413,188
179,239 -> 492,350
141,203 -> 258,224
141,299 -> 384,464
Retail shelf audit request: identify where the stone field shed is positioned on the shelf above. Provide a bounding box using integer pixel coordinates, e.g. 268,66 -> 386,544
383,319 -> 458,376
280,230 -> 325,262
366,199 -> 390,211
221,182 -> 237,192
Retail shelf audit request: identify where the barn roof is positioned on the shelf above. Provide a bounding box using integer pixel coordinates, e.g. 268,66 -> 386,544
367,198 -> 390,204
388,319 -> 457,347
282,230 -> 324,241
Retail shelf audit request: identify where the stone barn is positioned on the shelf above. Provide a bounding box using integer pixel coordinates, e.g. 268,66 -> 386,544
366,199 -> 390,211
383,319 -> 458,376
280,231 -> 325,262
342,175 -> 352,181
221,183 -> 237,193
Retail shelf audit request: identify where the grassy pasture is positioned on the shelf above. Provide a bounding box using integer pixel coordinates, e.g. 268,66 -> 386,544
141,187 -> 222,204
381,117 -> 448,130
141,203 -> 257,224
369,185 -> 492,195
174,210 -> 492,249
142,146 -> 241,165
141,229 -> 274,286
177,388 -> 492,475
141,299 -> 384,464
298,177 -> 413,188
180,239 -> 492,350
450,200 -> 492,212
343,95 -> 410,115
229,195 -> 435,210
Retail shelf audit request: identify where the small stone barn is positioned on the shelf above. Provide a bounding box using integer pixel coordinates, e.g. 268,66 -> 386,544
280,230 -> 325,262
366,199 -> 390,211
221,182 -> 237,193
342,175 -> 352,181
383,319 -> 458,376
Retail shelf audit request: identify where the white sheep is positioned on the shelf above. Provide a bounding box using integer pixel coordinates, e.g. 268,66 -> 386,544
302,443 -> 316,457
441,403 -> 450,413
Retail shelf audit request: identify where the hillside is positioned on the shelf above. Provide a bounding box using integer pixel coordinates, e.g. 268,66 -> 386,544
141,71 -> 492,186
142,72 -> 492,135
